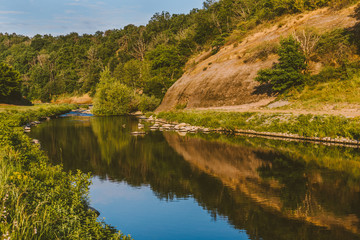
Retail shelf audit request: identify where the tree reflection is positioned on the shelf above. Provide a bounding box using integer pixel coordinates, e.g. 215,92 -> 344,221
29,116 -> 360,240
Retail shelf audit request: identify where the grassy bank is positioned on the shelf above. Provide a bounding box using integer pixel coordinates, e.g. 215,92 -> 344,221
0,105 -> 131,239
157,111 -> 360,140
281,74 -> 360,110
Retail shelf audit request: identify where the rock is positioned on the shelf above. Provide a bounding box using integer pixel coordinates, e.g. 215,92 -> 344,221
24,126 -> 31,131
88,206 -> 100,217
131,131 -> 146,136
179,127 -> 189,132
132,111 -> 143,116
179,123 -> 189,128
138,123 -> 144,129
267,100 -> 290,109
150,126 -> 159,131
189,127 -> 199,133
31,139 -> 40,144
155,119 -> 164,124
177,131 -> 187,137
162,124 -> 173,129
201,128 -> 210,133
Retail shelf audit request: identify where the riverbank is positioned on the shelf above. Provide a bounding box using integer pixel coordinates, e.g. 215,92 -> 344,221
141,110 -> 360,147
0,104 -> 131,239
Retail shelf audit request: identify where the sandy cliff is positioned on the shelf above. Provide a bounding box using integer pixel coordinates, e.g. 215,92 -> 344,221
157,6 -> 358,111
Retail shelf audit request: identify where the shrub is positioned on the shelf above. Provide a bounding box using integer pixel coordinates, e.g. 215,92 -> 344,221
138,94 -> 161,112
211,33 -> 229,55
256,37 -> 307,92
315,29 -> 354,66
93,82 -> 134,116
93,68 -> 135,116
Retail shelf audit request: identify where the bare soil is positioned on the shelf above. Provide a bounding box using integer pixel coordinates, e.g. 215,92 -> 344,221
52,94 -> 93,104
191,99 -> 360,117
157,5 -> 358,112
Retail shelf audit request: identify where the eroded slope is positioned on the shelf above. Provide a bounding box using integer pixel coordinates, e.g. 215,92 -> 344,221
157,6 -> 358,111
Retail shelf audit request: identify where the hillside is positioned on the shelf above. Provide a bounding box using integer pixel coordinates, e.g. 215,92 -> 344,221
157,5 -> 358,111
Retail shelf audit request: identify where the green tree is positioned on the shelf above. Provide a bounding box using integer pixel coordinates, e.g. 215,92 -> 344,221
0,62 -> 22,100
93,68 -> 135,115
256,37 -> 307,92
122,59 -> 142,90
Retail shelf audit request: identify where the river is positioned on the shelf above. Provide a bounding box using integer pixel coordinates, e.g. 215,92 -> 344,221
28,113 -> 360,240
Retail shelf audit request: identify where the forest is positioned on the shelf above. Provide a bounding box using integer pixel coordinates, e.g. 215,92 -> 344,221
0,0 -> 356,112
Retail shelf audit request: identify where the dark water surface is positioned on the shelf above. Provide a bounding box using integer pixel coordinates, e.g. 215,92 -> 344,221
29,115 -> 360,240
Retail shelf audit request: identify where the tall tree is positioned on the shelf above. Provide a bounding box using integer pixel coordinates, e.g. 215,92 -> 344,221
0,62 -> 22,100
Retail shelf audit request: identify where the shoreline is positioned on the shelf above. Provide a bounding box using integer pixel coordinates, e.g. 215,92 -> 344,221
135,112 -> 360,148
0,104 -> 129,239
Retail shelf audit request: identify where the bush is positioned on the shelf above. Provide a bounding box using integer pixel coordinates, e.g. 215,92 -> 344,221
315,29 -> 354,66
93,68 -> 136,116
256,37 -> 307,92
93,82 -> 134,116
138,95 -> 161,112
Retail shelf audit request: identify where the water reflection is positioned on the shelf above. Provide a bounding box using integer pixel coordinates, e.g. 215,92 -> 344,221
29,116 -> 360,240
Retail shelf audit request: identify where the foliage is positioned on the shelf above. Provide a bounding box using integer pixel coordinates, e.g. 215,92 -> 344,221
315,29 -> 355,67
0,62 -> 22,100
0,0 -> 348,103
93,68 -> 161,115
93,69 -> 135,116
256,37 -> 307,92
211,33 -> 229,55
283,72 -> 360,110
0,105 -> 132,239
137,94 -> 161,112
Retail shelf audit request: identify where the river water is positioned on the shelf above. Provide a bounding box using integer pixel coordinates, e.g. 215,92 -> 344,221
29,114 -> 360,240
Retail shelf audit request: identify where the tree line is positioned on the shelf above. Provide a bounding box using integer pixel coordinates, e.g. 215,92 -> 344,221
0,0 -> 355,109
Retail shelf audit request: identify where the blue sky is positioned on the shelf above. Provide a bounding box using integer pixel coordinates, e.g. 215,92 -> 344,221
0,0 -> 205,36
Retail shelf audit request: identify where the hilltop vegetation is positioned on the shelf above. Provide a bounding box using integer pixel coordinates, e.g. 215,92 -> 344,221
0,0 -> 357,112
156,1 -> 360,111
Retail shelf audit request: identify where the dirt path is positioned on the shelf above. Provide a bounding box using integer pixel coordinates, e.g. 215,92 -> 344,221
190,99 -> 360,117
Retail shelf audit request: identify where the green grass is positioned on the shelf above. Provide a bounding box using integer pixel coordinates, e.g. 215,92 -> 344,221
0,105 -> 132,239
157,110 -> 360,140
282,75 -> 360,110
0,104 -> 47,112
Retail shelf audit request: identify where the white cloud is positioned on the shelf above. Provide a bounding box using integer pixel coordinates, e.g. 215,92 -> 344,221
0,11 -> 24,14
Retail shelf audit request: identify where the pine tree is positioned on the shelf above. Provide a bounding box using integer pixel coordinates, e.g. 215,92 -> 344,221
256,37 -> 307,92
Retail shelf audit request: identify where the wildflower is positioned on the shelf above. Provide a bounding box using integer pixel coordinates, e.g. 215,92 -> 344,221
2,231 -> 9,238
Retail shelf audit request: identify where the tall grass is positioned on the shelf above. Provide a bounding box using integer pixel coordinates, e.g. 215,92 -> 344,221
284,74 -> 360,110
